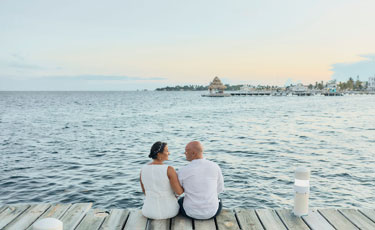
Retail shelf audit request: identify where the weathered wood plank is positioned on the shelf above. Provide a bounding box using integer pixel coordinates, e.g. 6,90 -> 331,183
358,209 -> 375,223
171,215 -> 193,230
75,209 -> 108,230
276,209 -> 309,230
302,209 -> 335,230
0,205 -> 8,214
59,203 -> 92,230
194,219 -> 216,230
0,204 -> 30,229
339,209 -> 375,229
99,209 -> 129,230
216,209 -> 240,230
234,208 -> 264,230
147,219 -> 170,230
123,210 -> 147,230
256,209 -> 286,230
4,203 -> 51,230
26,203 -> 72,230
318,209 -> 358,230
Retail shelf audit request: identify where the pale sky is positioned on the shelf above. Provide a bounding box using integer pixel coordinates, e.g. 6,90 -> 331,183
1,0 -> 375,90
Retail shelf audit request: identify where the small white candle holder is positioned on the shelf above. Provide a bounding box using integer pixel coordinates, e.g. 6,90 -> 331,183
33,218 -> 63,230
293,167 -> 310,217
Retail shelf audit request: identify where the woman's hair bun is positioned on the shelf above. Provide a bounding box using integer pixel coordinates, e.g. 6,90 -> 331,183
149,141 -> 167,159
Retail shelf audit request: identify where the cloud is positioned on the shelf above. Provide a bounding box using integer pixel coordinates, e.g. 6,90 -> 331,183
37,75 -> 167,81
331,54 -> 375,81
0,74 -> 168,90
0,54 -> 61,71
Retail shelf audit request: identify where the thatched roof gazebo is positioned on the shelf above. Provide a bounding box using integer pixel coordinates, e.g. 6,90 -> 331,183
202,76 -> 231,97
208,76 -> 226,94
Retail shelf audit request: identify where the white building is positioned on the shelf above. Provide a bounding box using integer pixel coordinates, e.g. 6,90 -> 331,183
291,83 -> 307,92
326,80 -> 337,92
369,76 -> 375,90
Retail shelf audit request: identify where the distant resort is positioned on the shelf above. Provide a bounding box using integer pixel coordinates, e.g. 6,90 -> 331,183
156,76 -> 375,97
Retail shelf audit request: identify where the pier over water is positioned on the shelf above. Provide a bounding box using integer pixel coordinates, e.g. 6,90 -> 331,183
1,203 -> 375,229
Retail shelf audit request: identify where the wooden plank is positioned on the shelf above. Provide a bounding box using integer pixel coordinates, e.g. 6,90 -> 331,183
194,219 -> 216,230
0,205 -> 8,214
255,209 -> 286,230
302,209 -> 335,230
339,209 -> 375,229
26,203 -> 72,230
276,209 -> 309,230
60,203 -> 92,230
124,210 -> 147,230
75,209 -> 108,230
147,219 -> 170,230
4,204 -> 51,230
99,209 -> 130,230
171,215 -> 193,230
358,209 -> 375,222
216,209 -> 240,230
0,204 -> 30,229
318,209 -> 358,230
234,208 -> 263,230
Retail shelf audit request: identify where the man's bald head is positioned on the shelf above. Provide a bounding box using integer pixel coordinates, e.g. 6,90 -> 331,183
185,141 -> 204,161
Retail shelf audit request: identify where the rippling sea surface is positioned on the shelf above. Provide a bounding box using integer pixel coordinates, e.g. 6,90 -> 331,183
1,91 -> 374,209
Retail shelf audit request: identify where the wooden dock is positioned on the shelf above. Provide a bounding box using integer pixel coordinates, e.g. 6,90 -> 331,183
0,203 -> 374,230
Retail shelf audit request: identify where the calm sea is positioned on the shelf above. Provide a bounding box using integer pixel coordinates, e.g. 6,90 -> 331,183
0,91 -> 374,209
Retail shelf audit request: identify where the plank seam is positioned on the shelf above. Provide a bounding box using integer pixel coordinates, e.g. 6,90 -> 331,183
24,204 -> 53,229
337,209 -> 362,229
120,210 -> 131,230
274,210 -> 290,230
214,216 -> 219,230
145,218 -> 151,230
96,216 -> 107,230
73,212 -> 89,230
317,209 -> 347,230
57,203 -> 73,219
301,210 -> 336,229
233,210 -> 243,230
2,205 -> 32,229
96,210 -> 109,230
358,209 -> 375,224
300,214 -> 314,230
254,210 -> 267,230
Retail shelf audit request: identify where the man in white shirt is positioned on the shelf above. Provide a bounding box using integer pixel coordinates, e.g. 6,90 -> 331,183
177,141 -> 224,219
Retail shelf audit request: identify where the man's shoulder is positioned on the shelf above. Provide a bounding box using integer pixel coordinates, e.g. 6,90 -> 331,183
177,163 -> 191,174
204,159 -> 221,169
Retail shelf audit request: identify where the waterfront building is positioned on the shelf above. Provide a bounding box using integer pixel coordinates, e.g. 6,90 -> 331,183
326,80 -> 337,93
240,84 -> 253,92
369,76 -> 375,90
291,83 -> 307,93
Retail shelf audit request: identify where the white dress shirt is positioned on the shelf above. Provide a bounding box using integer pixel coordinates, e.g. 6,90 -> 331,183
178,158 -> 224,219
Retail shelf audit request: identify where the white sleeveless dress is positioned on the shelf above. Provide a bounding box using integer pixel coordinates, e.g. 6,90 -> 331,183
141,164 -> 180,219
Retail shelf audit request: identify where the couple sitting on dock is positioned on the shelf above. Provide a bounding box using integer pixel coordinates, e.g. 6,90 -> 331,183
140,141 -> 224,220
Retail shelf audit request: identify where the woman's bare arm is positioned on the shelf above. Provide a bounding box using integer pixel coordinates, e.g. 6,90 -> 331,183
140,172 -> 145,195
167,166 -> 184,195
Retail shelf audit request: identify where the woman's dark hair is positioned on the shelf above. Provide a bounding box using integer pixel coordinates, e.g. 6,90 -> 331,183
149,141 -> 167,159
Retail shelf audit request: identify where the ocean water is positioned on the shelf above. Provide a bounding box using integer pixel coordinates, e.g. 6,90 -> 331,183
0,91 -> 374,209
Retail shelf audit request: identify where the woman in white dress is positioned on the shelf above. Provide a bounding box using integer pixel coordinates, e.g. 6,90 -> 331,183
140,141 -> 184,219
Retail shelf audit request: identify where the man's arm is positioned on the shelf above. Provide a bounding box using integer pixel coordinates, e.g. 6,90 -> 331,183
217,166 -> 224,194
177,168 -> 183,188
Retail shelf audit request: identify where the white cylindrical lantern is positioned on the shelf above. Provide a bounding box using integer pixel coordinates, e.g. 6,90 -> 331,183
33,218 -> 63,230
293,167 -> 310,217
